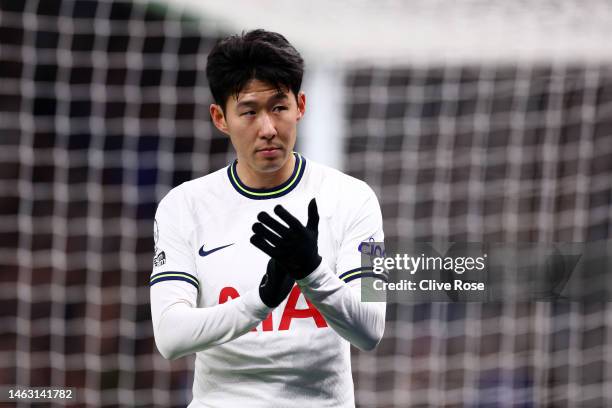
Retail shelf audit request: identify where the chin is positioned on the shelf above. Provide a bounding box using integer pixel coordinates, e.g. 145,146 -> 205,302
257,160 -> 284,173
255,152 -> 289,172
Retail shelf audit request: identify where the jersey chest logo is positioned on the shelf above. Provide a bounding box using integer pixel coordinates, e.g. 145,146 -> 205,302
198,243 -> 234,257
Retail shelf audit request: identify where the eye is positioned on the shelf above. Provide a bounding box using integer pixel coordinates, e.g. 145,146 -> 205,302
273,105 -> 288,112
240,110 -> 256,116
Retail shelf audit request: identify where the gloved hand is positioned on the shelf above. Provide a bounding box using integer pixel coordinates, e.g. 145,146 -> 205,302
258,258 -> 295,308
250,198 -> 322,280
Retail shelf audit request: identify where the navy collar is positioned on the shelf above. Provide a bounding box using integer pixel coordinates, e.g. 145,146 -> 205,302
227,152 -> 306,200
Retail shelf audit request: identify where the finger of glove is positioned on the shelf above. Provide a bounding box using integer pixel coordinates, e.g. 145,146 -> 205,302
252,222 -> 283,247
273,204 -> 304,231
306,198 -> 319,232
250,234 -> 283,259
257,211 -> 290,237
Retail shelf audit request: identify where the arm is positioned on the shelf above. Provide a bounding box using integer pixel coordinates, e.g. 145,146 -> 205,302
150,282 -> 270,360
150,187 -> 289,360
297,189 -> 386,351
250,190 -> 386,351
296,262 -> 385,351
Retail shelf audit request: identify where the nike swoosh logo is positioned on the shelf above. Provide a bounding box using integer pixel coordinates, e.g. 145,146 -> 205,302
199,243 -> 234,257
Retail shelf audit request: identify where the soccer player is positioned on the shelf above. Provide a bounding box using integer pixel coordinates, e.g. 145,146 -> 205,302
149,29 -> 386,407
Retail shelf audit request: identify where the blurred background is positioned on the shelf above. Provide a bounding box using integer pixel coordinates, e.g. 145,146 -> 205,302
1,0 -> 612,406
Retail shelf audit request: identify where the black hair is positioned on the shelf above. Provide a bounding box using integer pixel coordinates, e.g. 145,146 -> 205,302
206,29 -> 304,110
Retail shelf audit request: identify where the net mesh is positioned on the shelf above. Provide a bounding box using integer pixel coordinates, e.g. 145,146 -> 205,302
1,1 -> 227,406
345,66 -> 612,406
2,0 -> 612,407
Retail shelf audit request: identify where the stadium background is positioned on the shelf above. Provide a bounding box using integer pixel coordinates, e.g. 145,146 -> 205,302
1,0 -> 612,406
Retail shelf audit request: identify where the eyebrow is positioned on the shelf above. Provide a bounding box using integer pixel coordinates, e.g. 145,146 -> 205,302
235,100 -> 258,109
270,93 -> 289,102
235,92 -> 289,109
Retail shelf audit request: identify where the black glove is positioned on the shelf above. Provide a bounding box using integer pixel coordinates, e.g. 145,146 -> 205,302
250,198 -> 322,280
258,259 -> 295,308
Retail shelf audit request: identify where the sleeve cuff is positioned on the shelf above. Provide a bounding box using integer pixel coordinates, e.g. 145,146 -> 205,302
241,288 -> 274,320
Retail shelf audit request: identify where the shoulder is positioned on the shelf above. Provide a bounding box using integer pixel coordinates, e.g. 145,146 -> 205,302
302,158 -> 381,231
305,158 -> 378,205
304,158 -> 384,246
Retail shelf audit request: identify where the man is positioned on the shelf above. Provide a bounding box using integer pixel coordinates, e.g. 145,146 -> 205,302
150,29 -> 386,407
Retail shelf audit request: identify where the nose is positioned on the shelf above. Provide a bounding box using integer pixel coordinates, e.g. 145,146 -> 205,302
257,113 -> 277,139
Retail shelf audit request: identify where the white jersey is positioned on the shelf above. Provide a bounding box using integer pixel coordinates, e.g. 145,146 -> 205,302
150,153 -> 385,407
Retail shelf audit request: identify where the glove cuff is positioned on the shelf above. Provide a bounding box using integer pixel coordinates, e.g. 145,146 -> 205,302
293,254 -> 322,280
259,259 -> 295,308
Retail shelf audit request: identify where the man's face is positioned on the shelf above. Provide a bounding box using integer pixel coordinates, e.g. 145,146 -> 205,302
210,79 -> 306,175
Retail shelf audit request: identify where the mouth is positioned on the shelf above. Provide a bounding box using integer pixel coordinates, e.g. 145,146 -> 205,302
256,146 -> 282,153
256,146 -> 282,158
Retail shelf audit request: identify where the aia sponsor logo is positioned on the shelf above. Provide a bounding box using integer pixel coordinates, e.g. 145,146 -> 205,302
218,286 -> 328,332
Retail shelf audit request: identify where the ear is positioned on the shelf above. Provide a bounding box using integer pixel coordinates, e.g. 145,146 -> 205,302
296,91 -> 306,121
210,104 -> 229,134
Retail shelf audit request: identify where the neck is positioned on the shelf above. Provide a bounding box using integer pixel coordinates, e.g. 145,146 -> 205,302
236,154 -> 296,189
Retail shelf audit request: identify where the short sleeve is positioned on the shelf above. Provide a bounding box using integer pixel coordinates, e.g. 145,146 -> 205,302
150,187 -> 199,296
335,184 -> 385,288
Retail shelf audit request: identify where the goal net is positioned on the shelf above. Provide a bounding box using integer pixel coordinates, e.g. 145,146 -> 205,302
1,1 -> 224,406
346,65 -> 612,406
334,2 -> 612,406
2,0 -> 612,407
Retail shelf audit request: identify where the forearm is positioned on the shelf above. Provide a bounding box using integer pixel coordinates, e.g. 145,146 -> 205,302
151,287 -> 271,360
296,262 -> 386,351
